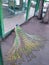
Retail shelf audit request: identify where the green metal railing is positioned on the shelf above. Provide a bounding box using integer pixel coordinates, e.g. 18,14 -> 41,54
0,1 -> 4,64
0,0 -> 49,38
0,0 -> 4,38
26,0 -> 31,20
26,0 -> 40,20
0,0 -> 41,38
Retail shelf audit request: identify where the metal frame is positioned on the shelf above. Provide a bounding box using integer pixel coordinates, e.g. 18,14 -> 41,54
0,0 -> 27,38
26,0 -> 31,20
26,0 -> 40,20
0,0 -> 48,38
0,0 -> 4,38
34,0 -> 40,15
8,0 -> 26,14
0,0 -> 37,38
0,1 -> 4,65
0,0 -> 40,38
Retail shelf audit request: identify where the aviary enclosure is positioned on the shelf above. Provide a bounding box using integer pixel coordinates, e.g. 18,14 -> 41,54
0,0 -> 49,65
0,0 -> 36,38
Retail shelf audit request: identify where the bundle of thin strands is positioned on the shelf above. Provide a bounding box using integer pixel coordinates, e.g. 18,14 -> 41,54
6,25 -> 44,64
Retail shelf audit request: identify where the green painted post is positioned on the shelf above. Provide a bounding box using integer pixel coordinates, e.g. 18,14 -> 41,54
34,0 -> 40,16
0,0 -> 4,38
0,44 -> 4,65
26,0 -> 40,20
34,0 -> 46,16
26,0 -> 31,20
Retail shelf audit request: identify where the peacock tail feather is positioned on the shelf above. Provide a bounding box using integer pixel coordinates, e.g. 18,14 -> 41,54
6,25 -> 44,64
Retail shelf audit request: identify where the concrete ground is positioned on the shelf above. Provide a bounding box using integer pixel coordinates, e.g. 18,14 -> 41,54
1,17 -> 49,65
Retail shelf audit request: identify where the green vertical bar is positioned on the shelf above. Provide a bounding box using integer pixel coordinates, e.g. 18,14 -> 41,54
0,44 -> 4,65
26,0 -> 31,20
34,0 -> 40,15
0,0 -> 4,38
